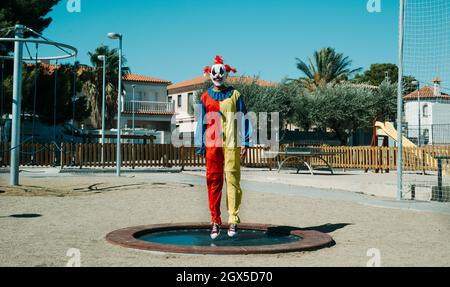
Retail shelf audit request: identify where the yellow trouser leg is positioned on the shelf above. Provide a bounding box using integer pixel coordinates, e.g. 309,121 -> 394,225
224,148 -> 242,224
225,171 -> 242,224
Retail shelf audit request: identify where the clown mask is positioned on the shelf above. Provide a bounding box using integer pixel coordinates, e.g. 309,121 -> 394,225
204,56 -> 237,87
210,64 -> 227,87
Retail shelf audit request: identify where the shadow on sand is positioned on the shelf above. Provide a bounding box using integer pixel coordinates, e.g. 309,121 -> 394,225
0,213 -> 43,219
266,223 -> 351,247
267,223 -> 351,235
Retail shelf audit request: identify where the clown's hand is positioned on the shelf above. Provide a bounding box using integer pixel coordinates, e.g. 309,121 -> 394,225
196,147 -> 206,157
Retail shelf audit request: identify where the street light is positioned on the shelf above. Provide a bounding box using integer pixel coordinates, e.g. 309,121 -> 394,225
0,53 -> 3,166
0,44 -> 5,163
132,84 -> 136,136
98,55 -> 106,167
412,80 -> 421,146
108,32 -> 123,176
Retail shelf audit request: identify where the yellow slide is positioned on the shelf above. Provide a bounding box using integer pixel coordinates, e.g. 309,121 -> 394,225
375,121 -> 442,173
374,121 -> 417,147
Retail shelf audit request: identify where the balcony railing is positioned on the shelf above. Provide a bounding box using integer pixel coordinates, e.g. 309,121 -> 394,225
123,100 -> 175,114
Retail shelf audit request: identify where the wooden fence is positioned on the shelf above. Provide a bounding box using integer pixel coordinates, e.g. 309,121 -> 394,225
1,142 -> 449,172
0,143 -> 57,167
314,145 -> 450,172
57,143 -> 271,169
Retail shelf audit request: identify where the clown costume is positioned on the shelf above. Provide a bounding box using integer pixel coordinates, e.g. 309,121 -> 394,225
195,56 -> 252,239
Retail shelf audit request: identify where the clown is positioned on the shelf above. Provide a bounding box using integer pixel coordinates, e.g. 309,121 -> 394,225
195,56 -> 252,239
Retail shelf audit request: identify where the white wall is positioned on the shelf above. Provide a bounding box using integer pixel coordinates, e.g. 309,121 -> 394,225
430,103 -> 450,144
123,82 -> 168,102
405,100 -> 450,144
168,89 -> 196,133
169,91 -> 194,115
118,81 -> 175,143
431,103 -> 450,125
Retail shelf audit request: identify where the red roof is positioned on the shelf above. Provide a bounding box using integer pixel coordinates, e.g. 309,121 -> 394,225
168,75 -> 277,94
403,84 -> 450,100
167,75 -> 205,92
25,63 -> 88,76
123,74 -> 171,85
26,63 -> 170,85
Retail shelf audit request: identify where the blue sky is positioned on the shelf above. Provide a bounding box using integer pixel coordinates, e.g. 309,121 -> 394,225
41,0 -> 400,84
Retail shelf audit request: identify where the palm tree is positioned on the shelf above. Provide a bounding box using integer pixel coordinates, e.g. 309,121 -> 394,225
82,44 -> 129,129
292,47 -> 362,91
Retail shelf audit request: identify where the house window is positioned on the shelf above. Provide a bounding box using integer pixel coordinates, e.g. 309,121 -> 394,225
138,91 -> 146,101
177,95 -> 182,108
188,93 -> 194,114
423,104 -> 429,117
168,96 -> 172,103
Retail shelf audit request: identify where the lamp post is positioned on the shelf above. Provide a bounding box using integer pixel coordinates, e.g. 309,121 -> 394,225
98,55 -> 106,166
0,48 -> 4,120
0,46 -> 4,157
412,80 -> 421,146
108,32 -> 123,176
0,55 -> 4,166
132,84 -> 136,137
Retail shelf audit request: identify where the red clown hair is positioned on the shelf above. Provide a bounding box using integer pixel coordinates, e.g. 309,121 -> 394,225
203,55 -> 237,76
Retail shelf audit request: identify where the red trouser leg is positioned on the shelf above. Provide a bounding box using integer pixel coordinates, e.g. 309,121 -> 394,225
205,147 -> 224,225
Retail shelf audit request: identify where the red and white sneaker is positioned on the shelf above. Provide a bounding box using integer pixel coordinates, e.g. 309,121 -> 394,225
210,223 -> 220,240
228,224 -> 238,237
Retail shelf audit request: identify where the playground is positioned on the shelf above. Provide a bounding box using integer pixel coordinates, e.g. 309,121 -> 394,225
0,0 -> 450,269
0,169 -> 449,266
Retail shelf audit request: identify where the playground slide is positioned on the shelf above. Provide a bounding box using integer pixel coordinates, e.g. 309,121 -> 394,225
374,121 -> 416,147
375,121 -> 444,174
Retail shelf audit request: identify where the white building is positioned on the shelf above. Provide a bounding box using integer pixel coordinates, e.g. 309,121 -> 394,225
120,74 -> 174,143
404,77 -> 450,145
167,75 -> 275,135
167,76 -> 204,135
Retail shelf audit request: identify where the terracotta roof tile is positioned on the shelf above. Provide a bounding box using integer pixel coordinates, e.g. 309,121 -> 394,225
26,63 -> 88,76
123,74 -> 171,85
167,76 -> 205,92
167,75 -> 277,94
26,63 -> 170,84
403,84 -> 450,100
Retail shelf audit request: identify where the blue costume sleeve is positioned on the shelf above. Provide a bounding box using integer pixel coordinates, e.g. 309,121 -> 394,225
236,95 -> 252,148
195,97 -> 207,154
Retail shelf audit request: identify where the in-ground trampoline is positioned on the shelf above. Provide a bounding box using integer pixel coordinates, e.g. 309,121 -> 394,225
106,223 -> 334,255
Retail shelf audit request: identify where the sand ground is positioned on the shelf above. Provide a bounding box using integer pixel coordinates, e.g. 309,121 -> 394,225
0,168 -> 449,267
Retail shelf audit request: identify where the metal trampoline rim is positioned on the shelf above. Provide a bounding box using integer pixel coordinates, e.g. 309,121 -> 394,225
0,38 -> 77,61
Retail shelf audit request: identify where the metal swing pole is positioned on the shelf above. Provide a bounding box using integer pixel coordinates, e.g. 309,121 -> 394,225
30,43 -> 39,165
10,24 -> 24,186
117,37 -> 123,176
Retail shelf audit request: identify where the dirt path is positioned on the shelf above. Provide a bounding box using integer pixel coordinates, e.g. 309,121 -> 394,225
1,172 -> 449,266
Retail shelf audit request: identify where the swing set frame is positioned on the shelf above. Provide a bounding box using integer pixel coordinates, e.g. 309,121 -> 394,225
0,24 -> 78,185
